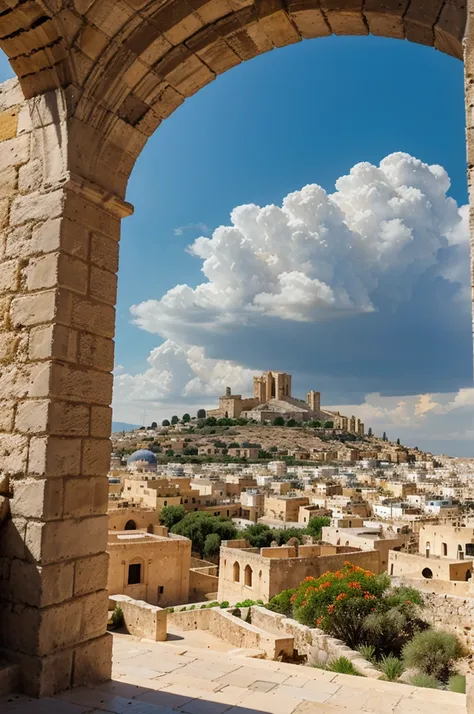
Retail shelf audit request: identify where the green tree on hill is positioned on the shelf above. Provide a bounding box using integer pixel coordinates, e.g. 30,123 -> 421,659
159,505 -> 186,529
182,413 -> 191,423
204,532 -> 222,558
197,409 -> 206,419
306,516 -> 331,540
170,512 -> 237,557
171,415 -> 179,425
162,419 -> 170,427
273,416 -> 285,426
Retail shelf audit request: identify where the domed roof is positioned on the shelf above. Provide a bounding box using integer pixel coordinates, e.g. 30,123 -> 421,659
127,449 -> 157,465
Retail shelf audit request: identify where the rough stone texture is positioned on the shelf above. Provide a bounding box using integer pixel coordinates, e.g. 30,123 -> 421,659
250,606 -> 380,676
109,594 -> 168,641
0,0 -> 468,700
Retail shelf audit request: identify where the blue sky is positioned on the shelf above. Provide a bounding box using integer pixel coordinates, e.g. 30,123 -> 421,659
2,37 -> 474,454
119,36 -> 466,373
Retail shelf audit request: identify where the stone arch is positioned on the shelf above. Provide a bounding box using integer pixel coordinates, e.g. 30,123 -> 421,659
124,519 -> 137,530
422,567 -> 433,579
244,564 -> 253,587
233,561 -> 240,581
0,0 -> 471,699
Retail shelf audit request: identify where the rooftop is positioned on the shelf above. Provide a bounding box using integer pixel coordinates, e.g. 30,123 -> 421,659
2,632 -> 465,714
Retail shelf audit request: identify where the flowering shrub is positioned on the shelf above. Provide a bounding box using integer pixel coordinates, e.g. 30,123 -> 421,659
267,562 -> 426,655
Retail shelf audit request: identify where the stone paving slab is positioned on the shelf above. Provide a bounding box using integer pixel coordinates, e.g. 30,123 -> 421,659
0,633 -> 467,714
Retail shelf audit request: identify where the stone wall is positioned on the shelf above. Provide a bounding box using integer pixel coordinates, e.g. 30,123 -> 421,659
250,607 -> 380,677
109,594 -> 167,642
0,0 -> 468,697
168,608 -> 294,659
421,592 -> 474,652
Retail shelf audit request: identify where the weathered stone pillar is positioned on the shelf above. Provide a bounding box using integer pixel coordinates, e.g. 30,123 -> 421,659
0,77 -> 132,696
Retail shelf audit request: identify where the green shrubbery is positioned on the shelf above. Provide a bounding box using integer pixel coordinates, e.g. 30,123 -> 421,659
269,563 -> 426,657
111,605 -> 124,629
265,562 -> 467,688
326,657 -> 361,675
402,630 -> 466,682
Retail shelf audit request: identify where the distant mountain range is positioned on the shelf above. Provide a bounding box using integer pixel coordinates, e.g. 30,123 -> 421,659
112,421 -> 141,433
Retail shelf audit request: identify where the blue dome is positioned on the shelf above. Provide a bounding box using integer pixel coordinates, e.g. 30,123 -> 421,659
127,449 -> 157,465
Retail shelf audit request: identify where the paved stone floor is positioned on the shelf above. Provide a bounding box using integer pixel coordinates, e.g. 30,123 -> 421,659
1,633 -> 467,713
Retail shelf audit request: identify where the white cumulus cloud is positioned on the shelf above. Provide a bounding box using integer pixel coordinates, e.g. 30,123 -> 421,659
131,152 -> 467,339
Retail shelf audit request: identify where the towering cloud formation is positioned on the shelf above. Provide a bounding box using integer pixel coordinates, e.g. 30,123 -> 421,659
114,153 -> 471,425
131,153 -> 468,338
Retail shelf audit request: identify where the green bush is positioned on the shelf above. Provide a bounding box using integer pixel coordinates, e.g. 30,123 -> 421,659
200,604 -> 207,609
206,601 -> 220,608
379,655 -> 404,681
358,644 -> 376,663
327,657 -> 362,676
189,605 -> 196,610
402,630 -> 466,681
449,674 -> 466,693
268,563 -> 426,657
167,607 -> 175,614
220,601 -> 230,608
409,673 -> 441,689
266,589 -> 295,616
111,605 -> 124,629
235,599 -> 257,607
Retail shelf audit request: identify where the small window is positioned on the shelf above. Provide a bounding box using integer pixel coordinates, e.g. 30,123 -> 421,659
128,563 -> 141,585
233,562 -> 240,582
422,567 -> 433,580
158,586 -> 164,594
244,564 -> 253,587
442,543 -> 448,556
465,544 -> 474,556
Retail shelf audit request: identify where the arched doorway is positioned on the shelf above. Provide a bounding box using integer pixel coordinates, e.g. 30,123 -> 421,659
124,520 -> 137,530
0,0 -> 468,697
422,567 -> 433,579
244,564 -> 253,587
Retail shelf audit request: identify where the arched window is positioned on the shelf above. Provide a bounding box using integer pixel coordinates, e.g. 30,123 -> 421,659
442,543 -> 448,556
422,567 -> 433,579
147,524 -> 154,533
164,500 -> 168,506
124,519 -> 136,530
390,564 -> 394,575
244,564 -> 253,587
233,562 -> 240,582
466,569 -> 472,581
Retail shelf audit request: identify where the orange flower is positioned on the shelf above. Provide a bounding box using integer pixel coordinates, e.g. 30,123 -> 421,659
328,604 -> 335,614
290,593 -> 297,603
348,581 -> 361,589
336,593 -> 347,601
316,616 -> 323,626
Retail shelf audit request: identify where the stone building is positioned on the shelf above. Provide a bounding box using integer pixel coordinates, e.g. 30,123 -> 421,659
263,494 -> 310,523
218,541 -> 381,603
107,530 -> 191,608
389,550 -> 473,583
419,524 -> 474,560
322,525 -> 409,571
207,370 -> 362,428
0,0 -> 467,699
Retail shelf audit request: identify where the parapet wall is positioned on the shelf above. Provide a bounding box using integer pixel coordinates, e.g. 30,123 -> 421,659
250,607 -> 380,677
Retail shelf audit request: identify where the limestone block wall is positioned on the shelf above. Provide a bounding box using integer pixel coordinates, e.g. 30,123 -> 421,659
0,77 -> 130,697
250,607 -> 380,676
0,0 -> 468,699
109,594 -> 167,642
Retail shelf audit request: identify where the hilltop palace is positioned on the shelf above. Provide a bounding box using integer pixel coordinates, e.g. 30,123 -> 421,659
207,370 -> 364,434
